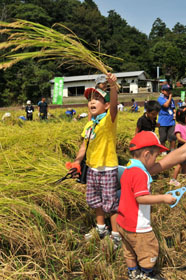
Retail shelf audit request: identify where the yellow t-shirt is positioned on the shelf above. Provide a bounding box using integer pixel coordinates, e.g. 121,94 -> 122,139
81,109 -> 118,168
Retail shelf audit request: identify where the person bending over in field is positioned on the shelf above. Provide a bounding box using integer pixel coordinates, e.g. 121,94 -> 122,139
131,98 -> 138,112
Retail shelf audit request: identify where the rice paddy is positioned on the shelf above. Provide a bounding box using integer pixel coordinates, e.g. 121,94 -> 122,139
0,107 -> 185,280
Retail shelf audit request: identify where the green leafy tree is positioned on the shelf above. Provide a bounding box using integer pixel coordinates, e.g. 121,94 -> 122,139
164,46 -> 184,82
3,3 -> 52,25
82,0 -> 98,9
149,17 -> 170,40
172,22 -> 186,34
49,0 -> 80,25
150,40 -> 184,82
149,41 -> 168,78
104,10 -> 151,72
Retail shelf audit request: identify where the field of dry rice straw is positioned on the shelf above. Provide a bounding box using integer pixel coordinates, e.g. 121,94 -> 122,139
0,107 -> 185,280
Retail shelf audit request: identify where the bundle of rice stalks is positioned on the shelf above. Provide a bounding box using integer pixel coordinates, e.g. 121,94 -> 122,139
0,19 -> 122,74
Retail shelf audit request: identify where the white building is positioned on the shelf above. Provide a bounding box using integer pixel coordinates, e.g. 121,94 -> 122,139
50,71 -> 157,97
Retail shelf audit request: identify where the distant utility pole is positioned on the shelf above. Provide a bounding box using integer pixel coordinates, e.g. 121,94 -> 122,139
157,66 -> 159,79
157,66 -> 160,92
97,39 -> 100,57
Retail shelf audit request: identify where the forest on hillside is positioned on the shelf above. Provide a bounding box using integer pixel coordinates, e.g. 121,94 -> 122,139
1,0 -> 186,106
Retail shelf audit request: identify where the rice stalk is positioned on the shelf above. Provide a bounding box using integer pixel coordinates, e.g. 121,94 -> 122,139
0,19 -> 122,74
0,199 -> 56,256
0,254 -> 55,280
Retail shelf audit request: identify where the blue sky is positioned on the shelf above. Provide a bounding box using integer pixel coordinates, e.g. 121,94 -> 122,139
84,0 -> 186,35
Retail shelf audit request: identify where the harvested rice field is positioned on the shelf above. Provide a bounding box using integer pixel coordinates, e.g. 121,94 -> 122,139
0,107 -> 185,280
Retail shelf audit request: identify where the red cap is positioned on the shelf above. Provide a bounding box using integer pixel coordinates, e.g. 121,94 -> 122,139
84,88 -> 110,102
129,131 -> 169,152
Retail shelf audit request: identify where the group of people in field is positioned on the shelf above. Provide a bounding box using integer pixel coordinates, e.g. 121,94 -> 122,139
66,73 -> 186,280
136,84 -> 186,188
25,97 -> 48,121
25,97 -> 88,121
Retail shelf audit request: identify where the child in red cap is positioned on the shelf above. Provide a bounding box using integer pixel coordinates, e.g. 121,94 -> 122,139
66,73 -> 121,249
117,131 -> 176,280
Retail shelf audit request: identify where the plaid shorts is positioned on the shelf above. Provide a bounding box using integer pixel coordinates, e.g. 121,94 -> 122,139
86,168 -> 119,213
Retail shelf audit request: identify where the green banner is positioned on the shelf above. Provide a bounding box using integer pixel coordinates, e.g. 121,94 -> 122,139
181,90 -> 185,102
52,77 -> 64,105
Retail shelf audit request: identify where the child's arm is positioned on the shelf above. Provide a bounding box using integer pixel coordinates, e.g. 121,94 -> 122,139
66,140 -> 86,175
136,194 -> 176,205
176,132 -> 186,144
74,140 -> 86,164
149,143 -> 186,174
162,93 -> 173,108
107,73 -> 118,122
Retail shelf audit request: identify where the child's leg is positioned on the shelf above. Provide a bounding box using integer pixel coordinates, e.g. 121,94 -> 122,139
125,258 -> 138,268
101,169 -> 121,248
85,169 -> 109,240
110,212 -> 118,232
117,224 -> 140,277
85,207 -> 109,240
95,207 -> 105,225
173,164 -> 181,179
170,140 -> 176,151
101,169 -> 118,231
110,212 -> 121,249
136,231 -> 159,278
170,164 -> 181,186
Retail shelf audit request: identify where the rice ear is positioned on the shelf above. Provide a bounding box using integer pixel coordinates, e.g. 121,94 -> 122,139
0,19 -> 122,74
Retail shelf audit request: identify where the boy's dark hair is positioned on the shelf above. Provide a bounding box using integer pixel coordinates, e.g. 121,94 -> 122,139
146,100 -> 161,113
130,145 -> 160,157
176,106 -> 186,124
131,98 -> 135,102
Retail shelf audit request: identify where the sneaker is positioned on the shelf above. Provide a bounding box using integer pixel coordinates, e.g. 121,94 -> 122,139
128,268 -> 142,280
110,233 -> 122,250
169,178 -> 181,187
140,271 -> 165,280
84,226 -> 110,241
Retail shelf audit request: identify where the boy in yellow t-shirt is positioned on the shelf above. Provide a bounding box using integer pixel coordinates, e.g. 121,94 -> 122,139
67,73 -> 121,249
